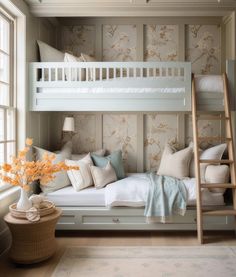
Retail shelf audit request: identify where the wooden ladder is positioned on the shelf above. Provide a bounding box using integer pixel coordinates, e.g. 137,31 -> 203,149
192,73 -> 236,244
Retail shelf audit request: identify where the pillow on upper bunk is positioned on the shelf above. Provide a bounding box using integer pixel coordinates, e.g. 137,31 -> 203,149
91,150 -> 125,180
65,153 -> 94,191
64,52 -> 86,81
37,40 -> 64,62
34,141 -> 72,194
90,161 -> 117,189
205,164 -> 229,194
189,143 -> 227,182
81,53 -> 98,81
157,144 -> 192,179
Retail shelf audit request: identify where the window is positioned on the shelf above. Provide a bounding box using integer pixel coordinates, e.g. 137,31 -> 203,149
0,10 -> 16,192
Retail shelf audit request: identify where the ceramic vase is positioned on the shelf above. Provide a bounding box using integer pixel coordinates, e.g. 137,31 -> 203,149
16,187 -> 32,211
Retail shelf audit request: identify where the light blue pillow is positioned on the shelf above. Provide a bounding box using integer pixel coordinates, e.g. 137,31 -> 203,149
91,150 -> 125,180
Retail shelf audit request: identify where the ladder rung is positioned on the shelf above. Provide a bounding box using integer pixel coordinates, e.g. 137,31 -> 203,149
203,210 -> 236,216
199,159 -> 234,164
196,115 -> 229,121
197,136 -> 231,141
201,183 -> 236,189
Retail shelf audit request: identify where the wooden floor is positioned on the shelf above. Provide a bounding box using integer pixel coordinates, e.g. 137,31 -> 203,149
0,230 -> 236,277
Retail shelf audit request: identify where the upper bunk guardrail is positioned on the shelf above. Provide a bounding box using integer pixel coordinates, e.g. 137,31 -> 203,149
29,61 -> 192,111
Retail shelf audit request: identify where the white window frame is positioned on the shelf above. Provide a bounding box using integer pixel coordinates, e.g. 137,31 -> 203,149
0,9 -> 16,192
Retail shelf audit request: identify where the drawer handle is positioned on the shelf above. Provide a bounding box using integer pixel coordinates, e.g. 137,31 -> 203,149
112,218 -> 120,223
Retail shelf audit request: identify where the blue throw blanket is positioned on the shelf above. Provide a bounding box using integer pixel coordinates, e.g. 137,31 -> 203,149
144,173 -> 187,223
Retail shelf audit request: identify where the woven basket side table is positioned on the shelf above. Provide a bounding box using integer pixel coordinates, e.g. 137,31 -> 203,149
4,208 -> 61,264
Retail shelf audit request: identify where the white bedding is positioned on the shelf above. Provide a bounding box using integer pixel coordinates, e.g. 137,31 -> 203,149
38,87 -> 185,94
45,173 -> 224,207
39,74 -> 223,94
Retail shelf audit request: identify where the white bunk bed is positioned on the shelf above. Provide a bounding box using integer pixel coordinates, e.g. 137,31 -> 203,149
31,60 -> 236,231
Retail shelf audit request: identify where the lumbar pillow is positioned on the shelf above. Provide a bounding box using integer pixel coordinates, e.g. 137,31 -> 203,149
66,153 -> 93,191
157,144 -> 193,179
34,141 -> 72,194
91,150 -> 125,179
205,165 -> 229,193
37,40 -> 64,62
189,143 -> 227,181
90,161 -> 117,189
64,52 -> 85,81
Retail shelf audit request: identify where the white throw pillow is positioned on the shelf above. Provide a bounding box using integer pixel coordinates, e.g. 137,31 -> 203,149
66,153 -> 94,191
64,52 -> 85,81
34,141 -> 72,194
189,143 -> 227,182
80,53 -> 98,81
157,144 -> 193,179
37,40 -> 64,62
90,161 -> 117,189
205,165 -> 229,193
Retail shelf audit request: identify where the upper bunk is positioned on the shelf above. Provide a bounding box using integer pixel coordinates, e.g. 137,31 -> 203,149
29,60 -> 236,112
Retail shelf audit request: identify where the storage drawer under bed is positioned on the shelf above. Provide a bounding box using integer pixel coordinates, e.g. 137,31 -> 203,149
56,207 -> 235,231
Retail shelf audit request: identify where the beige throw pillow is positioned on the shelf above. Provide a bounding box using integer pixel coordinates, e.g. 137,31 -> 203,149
205,165 -> 229,193
66,153 -> 93,191
157,144 -> 192,179
90,161 -> 117,189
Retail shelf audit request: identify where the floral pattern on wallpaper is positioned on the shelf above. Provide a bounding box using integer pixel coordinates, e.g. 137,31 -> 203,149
144,114 -> 178,171
71,114 -> 96,154
144,25 -> 178,61
102,25 -> 137,61
102,114 -> 137,172
186,25 -> 220,74
61,25 -> 95,57
186,115 -> 222,149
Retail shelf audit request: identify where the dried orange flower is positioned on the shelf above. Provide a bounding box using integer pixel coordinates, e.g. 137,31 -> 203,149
0,138 -> 79,191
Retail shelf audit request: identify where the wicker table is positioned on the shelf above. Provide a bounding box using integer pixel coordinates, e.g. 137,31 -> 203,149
4,208 -> 61,264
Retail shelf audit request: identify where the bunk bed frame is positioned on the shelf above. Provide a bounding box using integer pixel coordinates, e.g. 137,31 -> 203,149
29,60 -> 236,234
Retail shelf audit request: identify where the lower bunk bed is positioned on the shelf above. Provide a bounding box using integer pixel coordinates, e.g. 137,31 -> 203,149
44,173 -> 235,231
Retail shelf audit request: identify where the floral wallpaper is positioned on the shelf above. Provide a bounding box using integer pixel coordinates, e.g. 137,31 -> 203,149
186,115 -> 222,149
144,25 -> 178,61
61,25 -> 95,57
144,114 -> 178,171
102,25 -> 137,61
186,25 -> 220,74
102,114 -> 137,172
71,114 -> 96,154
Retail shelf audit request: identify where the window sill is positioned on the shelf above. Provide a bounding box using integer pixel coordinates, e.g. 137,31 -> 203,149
0,186 -> 20,217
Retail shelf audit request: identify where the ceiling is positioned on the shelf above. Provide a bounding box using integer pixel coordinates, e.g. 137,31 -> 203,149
24,0 -> 236,17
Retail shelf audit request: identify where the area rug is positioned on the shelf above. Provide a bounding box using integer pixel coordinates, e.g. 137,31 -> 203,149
52,246 -> 236,277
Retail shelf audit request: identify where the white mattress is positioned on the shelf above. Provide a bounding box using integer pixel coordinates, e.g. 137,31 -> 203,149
38,87 -> 185,94
195,75 -> 224,93
45,174 -> 225,207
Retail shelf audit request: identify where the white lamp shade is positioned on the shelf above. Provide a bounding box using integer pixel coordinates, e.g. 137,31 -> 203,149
63,117 -> 75,132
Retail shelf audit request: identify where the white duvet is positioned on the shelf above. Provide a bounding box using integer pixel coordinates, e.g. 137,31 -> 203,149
105,174 -> 224,207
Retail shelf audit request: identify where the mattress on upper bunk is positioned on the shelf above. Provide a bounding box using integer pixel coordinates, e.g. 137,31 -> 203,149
44,174 -> 225,207
37,74 -> 223,94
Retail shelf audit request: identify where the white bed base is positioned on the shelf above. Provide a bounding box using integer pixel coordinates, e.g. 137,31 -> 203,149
30,61 -> 192,112
56,206 -> 235,231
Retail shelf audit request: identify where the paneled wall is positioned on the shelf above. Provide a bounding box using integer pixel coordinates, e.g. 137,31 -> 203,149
50,112 -> 224,173
47,17 -> 227,173
58,17 -> 223,74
